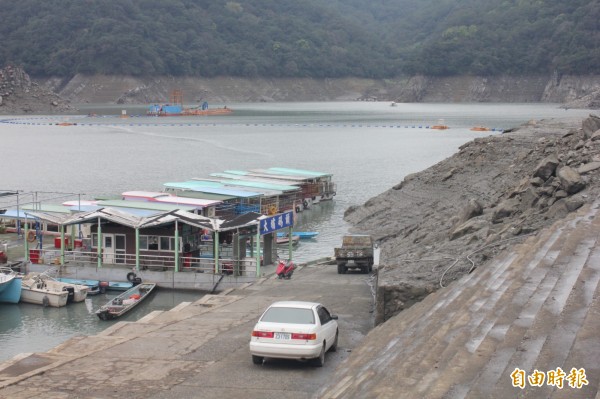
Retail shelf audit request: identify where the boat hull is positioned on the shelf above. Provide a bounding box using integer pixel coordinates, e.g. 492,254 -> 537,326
56,277 -> 100,296
20,290 -> 68,307
0,276 -> 22,304
20,285 -> 69,307
96,282 -> 156,320
107,281 -> 133,291
277,232 -> 319,239
20,275 -> 70,307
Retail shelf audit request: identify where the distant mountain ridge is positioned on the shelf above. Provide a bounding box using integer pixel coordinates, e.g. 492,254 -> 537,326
0,0 -> 598,79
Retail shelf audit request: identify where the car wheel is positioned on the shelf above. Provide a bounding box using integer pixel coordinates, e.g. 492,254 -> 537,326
329,330 -> 338,352
252,355 -> 264,365
314,343 -> 326,367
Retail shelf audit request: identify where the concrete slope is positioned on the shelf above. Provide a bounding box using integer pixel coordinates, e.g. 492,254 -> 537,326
318,200 -> 600,399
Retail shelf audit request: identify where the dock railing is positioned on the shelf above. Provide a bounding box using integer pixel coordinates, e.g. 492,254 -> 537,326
34,248 -> 258,276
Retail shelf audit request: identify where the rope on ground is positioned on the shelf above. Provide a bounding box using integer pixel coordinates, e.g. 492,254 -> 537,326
439,232 -> 537,288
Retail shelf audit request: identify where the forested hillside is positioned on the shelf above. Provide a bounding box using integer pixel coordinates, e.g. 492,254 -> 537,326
0,0 -> 598,79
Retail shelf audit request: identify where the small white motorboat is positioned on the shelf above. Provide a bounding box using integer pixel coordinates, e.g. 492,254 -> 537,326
20,274 -> 69,307
25,271 -> 89,303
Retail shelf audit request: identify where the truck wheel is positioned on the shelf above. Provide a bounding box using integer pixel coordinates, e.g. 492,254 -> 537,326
361,265 -> 369,274
337,264 -> 347,274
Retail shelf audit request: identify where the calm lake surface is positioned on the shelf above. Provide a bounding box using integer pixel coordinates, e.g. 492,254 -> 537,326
0,102 -> 592,362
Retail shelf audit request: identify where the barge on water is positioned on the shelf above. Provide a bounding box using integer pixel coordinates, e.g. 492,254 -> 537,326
147,89 -> 232,117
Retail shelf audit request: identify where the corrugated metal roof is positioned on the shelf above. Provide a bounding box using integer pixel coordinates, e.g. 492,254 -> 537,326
0,209 -> 38,220
163,182 -> 262,198
97,199 -> 196,212
248,169 -> 314,182
20,204 -> 72,214
121,191 -> 221,207
206,175 -> 300,192
26,207 -> 263,232
219,211 -> 264,230
173,190 -> 237,201
121,191 -> 169,200
62,208 -> 145,227
191,179 -> 284,196
67,204 -> 161,217
268,167 -> 332,177
138,209 -> 219,231
214,172 -> 305,187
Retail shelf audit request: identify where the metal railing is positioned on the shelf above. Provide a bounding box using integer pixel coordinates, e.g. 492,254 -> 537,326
32,248 -> 258,276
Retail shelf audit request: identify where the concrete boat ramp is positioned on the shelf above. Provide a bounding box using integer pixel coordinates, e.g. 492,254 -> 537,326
2,201 -> 600,398
0,260 -> 375,399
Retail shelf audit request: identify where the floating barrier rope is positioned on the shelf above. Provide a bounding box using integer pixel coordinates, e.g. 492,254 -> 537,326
0,117 -> 504,131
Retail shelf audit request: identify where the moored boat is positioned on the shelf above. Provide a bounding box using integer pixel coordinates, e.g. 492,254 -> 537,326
0,266 -> 22,304
20,274 -> 69,307
276,235 -> 300,245
276,231 -> 318,239
22,272 -> 89,304
56,277 -> 100,296
96,282 -> 157,320
98,281 -> 134,292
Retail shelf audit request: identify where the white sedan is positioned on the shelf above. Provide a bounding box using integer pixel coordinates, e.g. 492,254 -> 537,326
249,301 -> 339,366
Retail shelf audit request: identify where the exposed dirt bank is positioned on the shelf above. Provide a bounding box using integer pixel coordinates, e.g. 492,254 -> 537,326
343,114 -> 600,323
2,67 -> 599,114
38,73 -> 600,107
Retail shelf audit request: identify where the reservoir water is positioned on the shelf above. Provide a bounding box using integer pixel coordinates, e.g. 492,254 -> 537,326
0,101 -> 592,363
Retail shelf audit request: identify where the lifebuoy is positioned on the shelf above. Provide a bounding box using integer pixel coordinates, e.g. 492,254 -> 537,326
27,230 -> 36,242
126,272 -> 137,282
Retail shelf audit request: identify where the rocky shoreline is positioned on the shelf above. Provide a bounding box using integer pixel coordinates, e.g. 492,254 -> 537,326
343,114 -> 600,324
0,66 -> 73,114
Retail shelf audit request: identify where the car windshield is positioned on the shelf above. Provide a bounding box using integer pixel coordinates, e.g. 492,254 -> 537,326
260,307 -> 315,324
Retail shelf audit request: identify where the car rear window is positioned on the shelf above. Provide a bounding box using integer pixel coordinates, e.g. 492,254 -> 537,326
260,307 -> 315,324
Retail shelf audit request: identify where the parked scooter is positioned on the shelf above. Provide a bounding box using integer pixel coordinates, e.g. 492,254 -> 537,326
275,258 -> 295,279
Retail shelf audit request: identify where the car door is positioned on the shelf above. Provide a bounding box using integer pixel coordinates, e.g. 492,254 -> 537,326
317,306 -> 337,349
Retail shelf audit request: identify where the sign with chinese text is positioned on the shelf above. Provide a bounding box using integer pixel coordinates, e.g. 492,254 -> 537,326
260,211 -> 294,235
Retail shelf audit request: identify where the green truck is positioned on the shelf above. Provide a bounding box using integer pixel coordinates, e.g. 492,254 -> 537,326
334,234 -> 374,274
